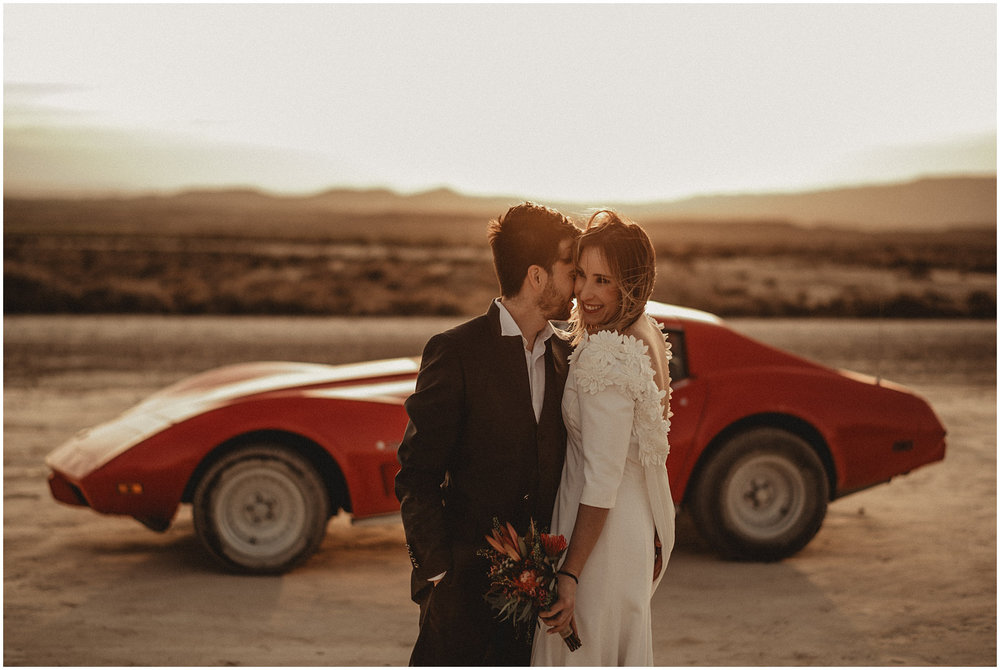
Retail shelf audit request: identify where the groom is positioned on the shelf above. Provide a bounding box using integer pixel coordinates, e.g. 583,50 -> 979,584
395,202 -> 580,666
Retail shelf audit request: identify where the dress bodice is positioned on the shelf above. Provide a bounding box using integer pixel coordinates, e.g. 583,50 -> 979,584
563,315 -> 673,469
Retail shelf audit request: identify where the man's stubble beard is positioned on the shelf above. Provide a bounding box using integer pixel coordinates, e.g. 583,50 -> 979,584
538,279 -> 572,322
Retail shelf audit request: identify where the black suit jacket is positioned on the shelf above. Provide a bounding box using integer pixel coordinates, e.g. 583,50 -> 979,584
395,300 -> 570,601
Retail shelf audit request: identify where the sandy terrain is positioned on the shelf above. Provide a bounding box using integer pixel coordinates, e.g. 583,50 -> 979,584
3,316 -> 996,666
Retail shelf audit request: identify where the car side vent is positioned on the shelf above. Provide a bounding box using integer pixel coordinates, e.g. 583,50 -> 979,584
892,439 -> 915,452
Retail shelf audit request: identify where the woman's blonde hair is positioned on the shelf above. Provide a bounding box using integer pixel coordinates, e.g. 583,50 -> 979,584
569,210 -> 656,343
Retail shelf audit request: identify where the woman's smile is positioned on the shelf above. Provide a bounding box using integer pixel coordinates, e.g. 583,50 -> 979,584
575,246 -> 620,328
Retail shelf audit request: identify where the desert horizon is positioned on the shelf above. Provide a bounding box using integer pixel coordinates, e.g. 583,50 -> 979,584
4,174 -> 995,320
6,5 -> 994,204
5,173 -> 996,231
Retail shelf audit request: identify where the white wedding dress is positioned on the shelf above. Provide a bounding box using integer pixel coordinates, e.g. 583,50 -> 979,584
531,317 -> 675,666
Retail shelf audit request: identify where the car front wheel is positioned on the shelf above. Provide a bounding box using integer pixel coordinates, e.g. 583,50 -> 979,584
193,443 -> 330,574
690,427 -> 829,561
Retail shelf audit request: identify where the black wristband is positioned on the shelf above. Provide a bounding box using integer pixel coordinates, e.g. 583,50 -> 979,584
557,569 -> 579,584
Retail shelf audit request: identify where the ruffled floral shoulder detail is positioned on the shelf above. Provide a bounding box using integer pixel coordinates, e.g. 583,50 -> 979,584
568,315 -> 673,467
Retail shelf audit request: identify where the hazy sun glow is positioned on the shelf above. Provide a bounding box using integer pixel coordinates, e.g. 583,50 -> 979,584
3,3 -> 996,201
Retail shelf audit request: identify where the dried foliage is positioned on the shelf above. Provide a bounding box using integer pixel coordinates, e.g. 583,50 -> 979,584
3,200 -> 995,318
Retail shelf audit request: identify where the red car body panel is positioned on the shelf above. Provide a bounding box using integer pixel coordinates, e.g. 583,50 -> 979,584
46,303 -> 946,533
47,360 -> 418,527
671,318 -> 946,498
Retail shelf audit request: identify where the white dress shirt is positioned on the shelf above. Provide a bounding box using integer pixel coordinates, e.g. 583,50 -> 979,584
495,298 -> 555,422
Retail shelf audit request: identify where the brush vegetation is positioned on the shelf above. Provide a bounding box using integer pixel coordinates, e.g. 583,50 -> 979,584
4,192 -> 995,318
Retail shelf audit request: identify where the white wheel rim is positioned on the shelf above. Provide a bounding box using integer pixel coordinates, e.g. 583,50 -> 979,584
723,453 -> 807,541
212,463 -> 309,561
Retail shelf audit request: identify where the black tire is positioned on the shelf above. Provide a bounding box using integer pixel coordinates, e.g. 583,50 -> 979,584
192,443 -> 330,574
690,427 -> 829,561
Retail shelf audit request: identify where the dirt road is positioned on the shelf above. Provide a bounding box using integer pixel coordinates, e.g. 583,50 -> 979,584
3,316 -> 995,666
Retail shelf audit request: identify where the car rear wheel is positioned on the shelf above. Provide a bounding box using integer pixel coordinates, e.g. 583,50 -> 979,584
193,443 -> 329,574
690,427 -> 829,561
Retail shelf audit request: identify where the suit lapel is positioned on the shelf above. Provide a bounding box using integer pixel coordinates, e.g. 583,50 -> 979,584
487,301 -> 536,425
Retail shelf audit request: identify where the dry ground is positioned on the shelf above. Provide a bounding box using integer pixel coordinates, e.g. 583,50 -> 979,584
3,316 -> 996,666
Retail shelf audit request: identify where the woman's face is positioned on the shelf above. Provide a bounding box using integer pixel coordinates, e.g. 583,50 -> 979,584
575,245 -> 621,328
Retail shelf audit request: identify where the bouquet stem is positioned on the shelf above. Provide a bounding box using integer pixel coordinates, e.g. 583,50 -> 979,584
560,628 -> 582,652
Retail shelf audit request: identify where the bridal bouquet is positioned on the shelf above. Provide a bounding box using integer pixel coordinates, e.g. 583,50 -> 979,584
479,519 -> 582,651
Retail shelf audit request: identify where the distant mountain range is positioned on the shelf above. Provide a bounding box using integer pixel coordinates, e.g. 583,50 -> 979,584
8,175 -> 995,231
618,175 -> 996,229
159,175 -> 994,230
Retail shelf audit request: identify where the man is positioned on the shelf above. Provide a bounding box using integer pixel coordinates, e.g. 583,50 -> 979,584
395,202 -> 580,666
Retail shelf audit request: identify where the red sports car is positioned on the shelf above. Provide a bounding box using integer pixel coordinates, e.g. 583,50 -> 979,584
46,302 -> 946,573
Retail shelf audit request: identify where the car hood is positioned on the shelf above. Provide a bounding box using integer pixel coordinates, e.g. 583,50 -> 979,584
46,358 -> 419,480
646,300 -> 722,325
144,358 -> 419,414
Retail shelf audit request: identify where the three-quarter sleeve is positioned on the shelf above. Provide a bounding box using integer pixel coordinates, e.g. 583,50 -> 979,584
578,382 -> 636,509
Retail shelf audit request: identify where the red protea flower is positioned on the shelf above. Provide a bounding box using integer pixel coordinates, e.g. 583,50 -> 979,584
540,533 -> 567,557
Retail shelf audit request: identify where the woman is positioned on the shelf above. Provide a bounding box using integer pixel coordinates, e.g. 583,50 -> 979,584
530,210 -> 675,666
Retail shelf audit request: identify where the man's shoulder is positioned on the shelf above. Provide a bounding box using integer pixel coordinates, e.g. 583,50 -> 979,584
432,313 -> 487,341
421,311 -> 496,359
434,307 -> 497,342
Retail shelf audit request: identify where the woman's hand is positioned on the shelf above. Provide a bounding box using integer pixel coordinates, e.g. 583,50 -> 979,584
539,572 -> 578,635
540,504 -> 607,639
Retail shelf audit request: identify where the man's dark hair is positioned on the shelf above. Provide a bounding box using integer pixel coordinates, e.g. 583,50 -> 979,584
487,202 -> 579,298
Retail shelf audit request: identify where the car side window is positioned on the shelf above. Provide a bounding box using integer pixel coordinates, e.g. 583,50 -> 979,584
662,328 -> 688,384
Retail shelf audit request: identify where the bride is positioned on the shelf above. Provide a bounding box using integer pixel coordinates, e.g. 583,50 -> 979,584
531,210 -> 675,666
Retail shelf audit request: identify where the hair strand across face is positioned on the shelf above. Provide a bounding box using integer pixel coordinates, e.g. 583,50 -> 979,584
569,210 -> 656,341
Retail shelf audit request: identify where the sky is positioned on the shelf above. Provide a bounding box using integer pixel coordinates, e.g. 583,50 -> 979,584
3,3 -> 997,203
